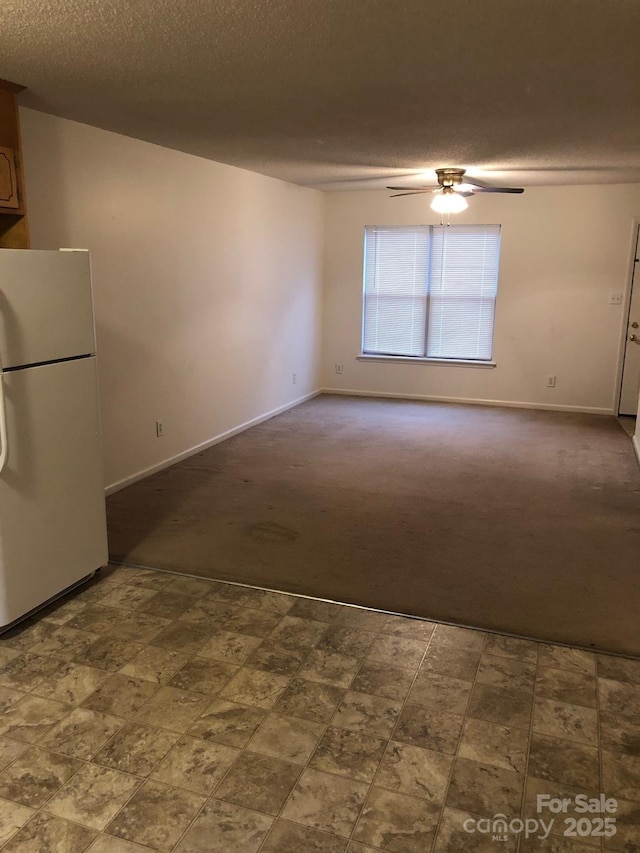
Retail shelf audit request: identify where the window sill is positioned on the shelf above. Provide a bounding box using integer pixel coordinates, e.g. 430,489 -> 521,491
357,354 -> 496,368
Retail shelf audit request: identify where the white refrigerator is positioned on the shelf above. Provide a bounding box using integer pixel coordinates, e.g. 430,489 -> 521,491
0,249 -> 108,628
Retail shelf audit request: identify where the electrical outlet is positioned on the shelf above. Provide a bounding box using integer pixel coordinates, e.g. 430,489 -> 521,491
156,420 -> 164,437
335,363 -> 344,374
292,373 -> 297,385
610,294 -> 623,305
547,375 -> 556,388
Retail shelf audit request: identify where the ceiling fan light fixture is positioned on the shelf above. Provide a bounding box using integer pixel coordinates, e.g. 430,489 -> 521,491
430,187 -> 468,214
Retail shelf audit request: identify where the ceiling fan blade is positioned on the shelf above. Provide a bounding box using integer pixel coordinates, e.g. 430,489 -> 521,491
454,175 -> 523,193
469,186 -> 524,194
457,175 -> 487,188
389,190 -> 436,197
386,185 -> 437,191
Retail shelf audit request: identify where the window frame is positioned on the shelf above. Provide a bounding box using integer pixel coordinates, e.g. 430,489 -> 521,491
360,224 -> 501,366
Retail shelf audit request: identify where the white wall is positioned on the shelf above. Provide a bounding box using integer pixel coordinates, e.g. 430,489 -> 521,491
20,108 -> 324,491
323,185 -> 640,412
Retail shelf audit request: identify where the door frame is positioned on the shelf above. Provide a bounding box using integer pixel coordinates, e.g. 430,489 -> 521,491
614,219 -> 640,416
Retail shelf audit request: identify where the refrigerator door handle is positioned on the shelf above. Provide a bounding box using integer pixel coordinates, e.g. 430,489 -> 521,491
0,372 -> 7,474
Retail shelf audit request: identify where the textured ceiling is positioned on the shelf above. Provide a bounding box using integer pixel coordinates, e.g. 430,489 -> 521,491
1,0 -> 639,190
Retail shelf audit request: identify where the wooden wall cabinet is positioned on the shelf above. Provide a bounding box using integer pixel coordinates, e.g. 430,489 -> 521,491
0,146 -> 20,210
0,80 -> 29,249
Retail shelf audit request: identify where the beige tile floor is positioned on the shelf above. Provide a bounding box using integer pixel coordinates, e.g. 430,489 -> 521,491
0,565 -> 638,852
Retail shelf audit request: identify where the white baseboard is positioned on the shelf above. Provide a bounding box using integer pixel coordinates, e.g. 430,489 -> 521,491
321,387 -> 614,415
105,389 -> 321,496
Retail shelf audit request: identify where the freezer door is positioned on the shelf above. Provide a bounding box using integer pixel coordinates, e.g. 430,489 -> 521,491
0,357 -> 108,626
0,249 -> 96,369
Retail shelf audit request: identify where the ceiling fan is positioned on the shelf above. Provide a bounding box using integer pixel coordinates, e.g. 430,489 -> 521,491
388,168 -> 524,214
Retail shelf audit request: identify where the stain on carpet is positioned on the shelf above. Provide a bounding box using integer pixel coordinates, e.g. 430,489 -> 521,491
244,522 -> 299,544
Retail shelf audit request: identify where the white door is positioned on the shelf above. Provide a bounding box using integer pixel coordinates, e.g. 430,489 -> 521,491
0,357 -> 108,626
619,227 -> 640,416
0,249 -> 96,369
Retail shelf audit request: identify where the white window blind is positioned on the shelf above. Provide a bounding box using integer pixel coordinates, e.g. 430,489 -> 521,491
362,226 -> 430,357
362,224 -> 501,361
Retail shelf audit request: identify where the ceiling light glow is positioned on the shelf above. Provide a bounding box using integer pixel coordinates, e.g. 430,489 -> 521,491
430,188 -> 468,214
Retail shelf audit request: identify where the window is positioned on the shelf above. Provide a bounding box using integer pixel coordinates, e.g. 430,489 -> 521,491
362,224 -> 501,362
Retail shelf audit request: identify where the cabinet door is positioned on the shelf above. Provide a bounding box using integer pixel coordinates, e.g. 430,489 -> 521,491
0,146 -> 19,210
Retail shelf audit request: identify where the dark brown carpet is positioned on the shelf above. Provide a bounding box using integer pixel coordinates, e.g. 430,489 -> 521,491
107,395 -> 640,656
